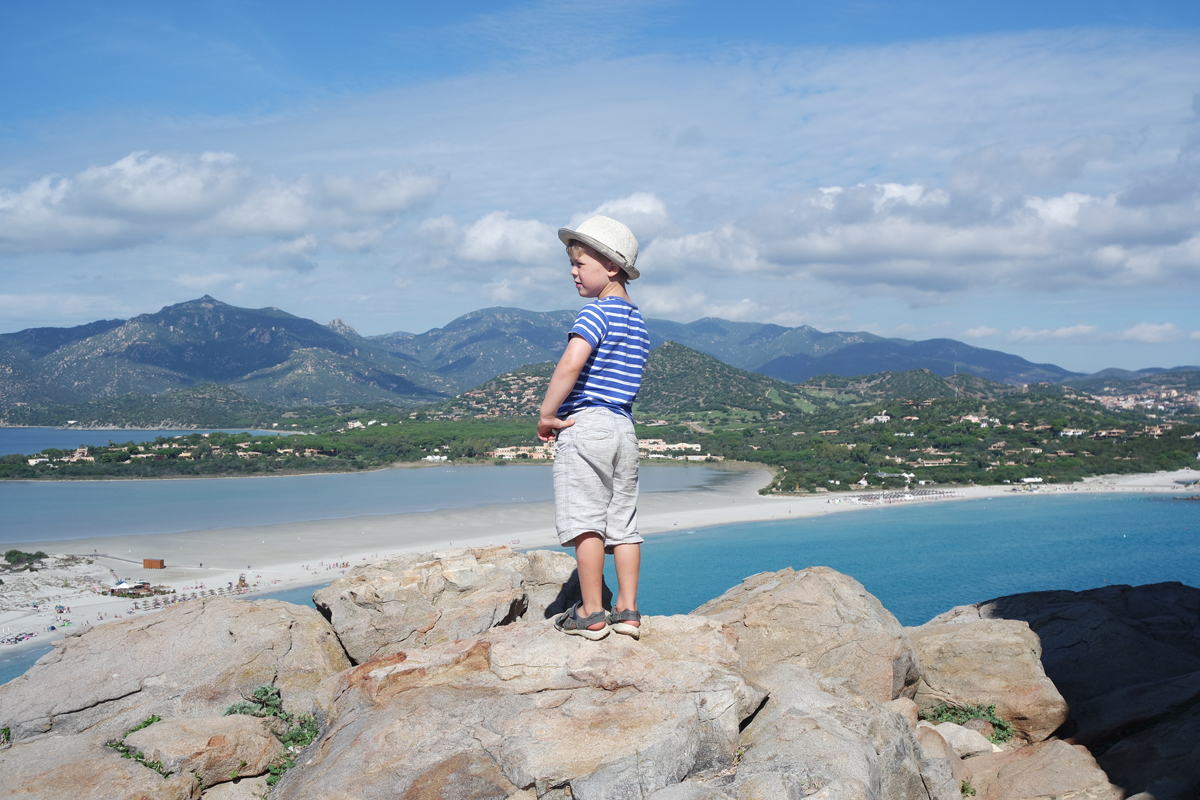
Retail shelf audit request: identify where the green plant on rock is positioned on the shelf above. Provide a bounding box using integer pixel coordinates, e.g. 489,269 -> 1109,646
126,715 -> 161,733
919,703 -> 1013,743
1,726 -> 10,745
961,779 -> 977,796
107,739 -> 171,778
226,685 -> 321,789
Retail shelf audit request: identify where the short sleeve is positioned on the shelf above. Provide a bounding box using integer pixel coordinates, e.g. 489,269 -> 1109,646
569,305 -> 608,349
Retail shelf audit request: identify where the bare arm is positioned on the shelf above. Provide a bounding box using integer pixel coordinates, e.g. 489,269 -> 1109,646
538,334 -> 594,441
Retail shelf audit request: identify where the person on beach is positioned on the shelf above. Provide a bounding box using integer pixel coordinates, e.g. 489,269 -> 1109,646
538,215 -> 648,641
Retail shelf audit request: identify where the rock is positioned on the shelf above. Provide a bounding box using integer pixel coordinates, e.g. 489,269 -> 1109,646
732,663 -> 958,800
312,547 -> 605,665
931,722 -> 994,759
885,696 -> 919,728
200,775 -> 270,800
646,783 -> 734,799
963,581 -> 1200,798
274,616 -> 763,800
908,615 -> 1068,742
1091,701 -> 1200,800
963,717 -> 995,738
914,722 -> 969,787
963,739 -> 1122,800
0,597 -> 350,742
123,715 -> 283,788
0,732 -> 200,799
692,566 -> 920,702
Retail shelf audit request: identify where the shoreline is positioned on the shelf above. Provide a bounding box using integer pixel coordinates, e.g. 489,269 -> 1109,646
3,466 -> 1198,660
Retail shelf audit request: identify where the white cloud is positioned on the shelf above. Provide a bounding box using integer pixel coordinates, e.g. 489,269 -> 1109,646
1007,324 -> 1099,343
963,326 -> 1000,338
458,211 -> 557,264
644,225 -> 767,274
1191,330 -> 1200,341
573,192 -> 673,239
1118,322 -> 1184,343
0,151 -> 444,254
246,234 -> 319,272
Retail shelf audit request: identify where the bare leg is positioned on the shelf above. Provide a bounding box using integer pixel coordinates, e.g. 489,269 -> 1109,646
612,543 -> 641,627
574,532 -> 607,630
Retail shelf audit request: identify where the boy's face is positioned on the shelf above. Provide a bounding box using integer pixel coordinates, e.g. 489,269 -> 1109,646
569,245 -> 620,298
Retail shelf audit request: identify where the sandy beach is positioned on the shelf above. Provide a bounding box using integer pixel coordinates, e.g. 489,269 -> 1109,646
3,464 -> 1198,656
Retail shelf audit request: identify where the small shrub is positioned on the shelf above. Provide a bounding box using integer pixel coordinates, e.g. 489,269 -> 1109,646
961,779 -> 977,796
1,726 -> 10,745
920,703 -> 1013,743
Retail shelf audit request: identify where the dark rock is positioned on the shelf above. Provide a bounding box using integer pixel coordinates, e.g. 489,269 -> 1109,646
970,581 -> 1200,799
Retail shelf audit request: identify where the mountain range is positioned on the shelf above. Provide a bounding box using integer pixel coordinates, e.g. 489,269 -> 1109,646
1,295 -> 1191,408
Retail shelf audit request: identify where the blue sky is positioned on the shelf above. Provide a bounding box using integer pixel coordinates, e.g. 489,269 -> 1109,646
2,1 -> 1199,373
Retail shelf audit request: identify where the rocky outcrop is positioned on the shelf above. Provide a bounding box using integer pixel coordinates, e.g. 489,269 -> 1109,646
0,597 -> 350,742
692,566 -> 920,702
732,663 -> 959,800
968,581 -> 1200,799
962,739 -> 1123,800
123,715 -> 283,788
908,614 -> 1069,742
0,733 -> 200,799
312,546 -> 600,664
275,615 -> 762,799
3,548 -> 1172,800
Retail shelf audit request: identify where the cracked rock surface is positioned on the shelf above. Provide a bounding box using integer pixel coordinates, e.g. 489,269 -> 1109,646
0,732 -> 199,800
0,597 -> 350,742
692,566 -> 920,702
273,615 -> 763,800
123,715 -> 283,788
313,546 -> 588,665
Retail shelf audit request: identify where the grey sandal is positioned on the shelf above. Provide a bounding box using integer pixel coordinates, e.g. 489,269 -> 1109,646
608,608 -> 642,640
554,602 -> 610,640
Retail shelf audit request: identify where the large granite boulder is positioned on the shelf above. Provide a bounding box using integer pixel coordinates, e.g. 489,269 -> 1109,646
0,732 -> 200,799
909,612 -> 1069,742
123,715 -> 283,788
0,597 -> 350,742
274,615 -> 764,800
969,581 -> 1200,799
963,739 -> 1123,800
312,546 -> 600,665
732,663 -> 959,800
692,566 -> 920,702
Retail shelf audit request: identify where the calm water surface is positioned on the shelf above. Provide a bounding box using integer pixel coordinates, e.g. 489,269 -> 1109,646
0,465 -> 735,543
0,427 -> 286,457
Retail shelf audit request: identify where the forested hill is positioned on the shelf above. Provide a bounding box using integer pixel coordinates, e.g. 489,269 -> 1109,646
2,298 -> 1090,413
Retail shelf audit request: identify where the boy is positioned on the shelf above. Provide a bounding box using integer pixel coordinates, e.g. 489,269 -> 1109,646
538,215 -> 648,641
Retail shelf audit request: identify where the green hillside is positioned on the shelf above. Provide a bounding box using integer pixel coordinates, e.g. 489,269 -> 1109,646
636,341 -> 815,417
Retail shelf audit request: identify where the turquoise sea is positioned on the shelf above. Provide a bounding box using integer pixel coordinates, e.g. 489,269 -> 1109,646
255,493 -> 1198,626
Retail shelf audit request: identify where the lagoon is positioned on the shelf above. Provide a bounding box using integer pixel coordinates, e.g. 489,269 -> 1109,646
0,464 -> 735,544
0,427 -> 286,457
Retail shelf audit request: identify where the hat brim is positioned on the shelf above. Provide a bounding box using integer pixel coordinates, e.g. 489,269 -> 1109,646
558,228 -> 640,280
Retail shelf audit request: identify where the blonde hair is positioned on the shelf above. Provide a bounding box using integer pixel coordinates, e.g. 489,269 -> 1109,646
567,239 -> 628,281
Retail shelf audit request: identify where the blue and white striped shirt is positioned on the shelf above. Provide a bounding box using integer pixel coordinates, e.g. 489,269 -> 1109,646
558,297 -> 649,420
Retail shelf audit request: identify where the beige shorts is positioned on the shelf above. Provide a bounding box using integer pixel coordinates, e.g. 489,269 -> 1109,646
553,407 -> 643,547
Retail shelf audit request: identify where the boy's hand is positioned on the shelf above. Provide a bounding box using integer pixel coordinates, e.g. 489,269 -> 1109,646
538,415 -> 574,441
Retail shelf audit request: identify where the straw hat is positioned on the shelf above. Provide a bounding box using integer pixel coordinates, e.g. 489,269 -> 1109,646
557,215 -> 640,280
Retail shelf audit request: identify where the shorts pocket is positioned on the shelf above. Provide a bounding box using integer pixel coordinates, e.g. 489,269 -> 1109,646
580,429 -> 614,441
